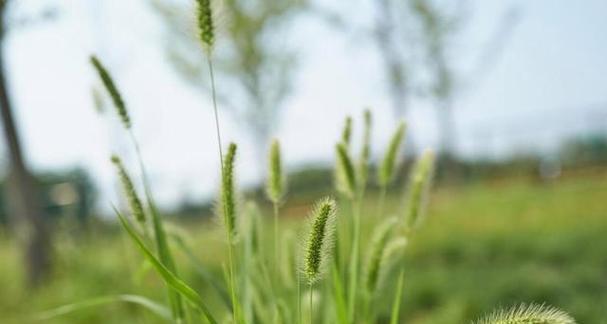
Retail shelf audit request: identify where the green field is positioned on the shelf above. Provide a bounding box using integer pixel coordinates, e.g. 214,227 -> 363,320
1,171 -> 606,323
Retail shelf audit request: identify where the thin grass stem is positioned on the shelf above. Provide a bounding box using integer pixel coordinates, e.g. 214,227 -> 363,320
347,198 -> 361,322
309,283 -> 313,324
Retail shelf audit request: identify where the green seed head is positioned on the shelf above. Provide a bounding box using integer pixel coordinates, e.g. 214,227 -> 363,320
111,156 -> 145,224
404,150 -> 435,230
221,143 -> 238,236
196,0 -> 215,52
90,55 -> 131,129
341,116 -> 353,147
303,197 -> 337,284
374,237 -> 407,291
378,121 -> 406,187
266,139 -> 285,203
474,304 -> 576,324
358,109 -> 373,190
335,143 -> 357,199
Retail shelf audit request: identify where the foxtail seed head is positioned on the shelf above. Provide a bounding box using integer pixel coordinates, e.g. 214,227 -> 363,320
221,143 -> 238,236
335,143 -> 357,199
474,304 -> 576,324
341,116 -> 353,147
378,121 -> 406,187
266,139 -> 285,204
90,55 -> 131,129
377,237 -> 407,286
404,150 -> 435,230
303,197 -> 337,284
111,156 -> 145,224
364,217 -> 397,294
196,0 -> 215,52
358,109 -> 373,190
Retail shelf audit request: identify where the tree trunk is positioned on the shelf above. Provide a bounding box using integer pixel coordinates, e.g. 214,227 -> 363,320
0,2 -> 52,287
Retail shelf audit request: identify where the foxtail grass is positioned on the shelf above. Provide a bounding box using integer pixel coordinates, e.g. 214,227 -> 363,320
377,120 -> 406,218
341,116 -> 353,147
474,304 -> 576,324
302,198 -> 337,284
357,109 -> 372,193
266,139 -> 286,276
302,197 -> 337,323
91,55 -> 186,322
219,142 -> 240,322
111,156 -> 146,227
335,143 -> 357,199
404,149 -> 435,230
90,55 -> 130,129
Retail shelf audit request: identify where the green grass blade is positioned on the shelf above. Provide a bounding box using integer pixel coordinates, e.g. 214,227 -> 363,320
389,269 -> 405,324
146,191 -> 185,321
36,295 -> 171,321
116,210 -> 218,324
331,261 -> 348,324
171,233 -> 232,311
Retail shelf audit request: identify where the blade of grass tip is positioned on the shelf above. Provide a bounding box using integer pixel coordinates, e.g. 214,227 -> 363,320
389,269 -> 405,324
35,295 -> 171,321
115,209 -> 218,324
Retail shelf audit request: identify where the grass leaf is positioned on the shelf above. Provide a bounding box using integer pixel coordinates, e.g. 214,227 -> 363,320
115,209 -> 218,324
36,295 -> 171,321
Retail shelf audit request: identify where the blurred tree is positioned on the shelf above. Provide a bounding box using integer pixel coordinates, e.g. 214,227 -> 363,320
150,0 -> 306,158
410,0 -> 518,162
0,0 -> 58,286
372,0 -> 413,119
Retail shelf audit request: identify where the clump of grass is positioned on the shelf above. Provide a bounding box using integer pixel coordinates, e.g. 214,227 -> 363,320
78,23 -> 579,324
475,304 -> 576,324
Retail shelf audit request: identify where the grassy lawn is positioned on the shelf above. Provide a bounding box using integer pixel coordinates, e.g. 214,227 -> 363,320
0,171 -> 605,323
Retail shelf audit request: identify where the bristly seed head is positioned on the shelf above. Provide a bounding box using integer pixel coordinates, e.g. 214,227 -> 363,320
303,197 -> 337,284
266,139 -> 285,204
196,0 -> 215,52
364,217 -> 396,295
335,143 -> 357,199
404,150 -> 435,230
358,109 -> 373,190
111,155 -> 146,224
474,303 -> 576,324
221,143 -> 237,236
341,116 -> 353,147
90,55 -> 131,129
378,121 -> 406,187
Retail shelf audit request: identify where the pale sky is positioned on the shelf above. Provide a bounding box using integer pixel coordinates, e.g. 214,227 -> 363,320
2,0 -> 607,210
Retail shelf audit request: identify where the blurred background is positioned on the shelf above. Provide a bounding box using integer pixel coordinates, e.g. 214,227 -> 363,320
0,0 -> 606,323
